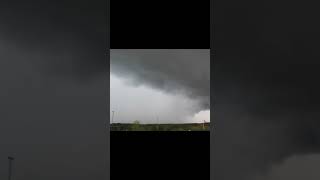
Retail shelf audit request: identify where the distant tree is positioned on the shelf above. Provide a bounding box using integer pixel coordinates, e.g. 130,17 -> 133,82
131,120 -> 142,131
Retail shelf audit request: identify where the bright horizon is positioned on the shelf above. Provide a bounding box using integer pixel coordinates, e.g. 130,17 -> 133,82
110,73 -> 210,124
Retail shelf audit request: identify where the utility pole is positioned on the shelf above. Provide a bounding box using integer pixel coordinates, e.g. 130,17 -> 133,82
8,156 -> 14,180
203,120 -> 205,130
156,116 -> 159,131
111,111 -> 115,125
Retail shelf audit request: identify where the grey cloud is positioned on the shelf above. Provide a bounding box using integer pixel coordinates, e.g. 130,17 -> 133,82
110,49 -> 210,110
0,1 -> 107,81
0,1 -> 108,179
255,154 -> 320,180
213,0 -> 320,179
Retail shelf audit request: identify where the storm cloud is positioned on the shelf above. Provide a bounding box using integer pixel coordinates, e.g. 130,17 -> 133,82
213,0 -> 320,179
0,1 -> 107,80
110,49 -> 210,111
0,1 -> 108,180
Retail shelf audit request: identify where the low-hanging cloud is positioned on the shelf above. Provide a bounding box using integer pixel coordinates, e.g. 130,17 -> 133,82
0,1 -> 107,81
0,1 -> 108,180
110,49 -> 210,111
254,154 -> 320,180
213,0 -> 320,178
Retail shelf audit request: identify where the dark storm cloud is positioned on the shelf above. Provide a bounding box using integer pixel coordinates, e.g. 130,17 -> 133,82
255,154 -> 320,180
0,1 -> 107,80
0,1 -> 108,180
213,0 -> 320,179
110,49 -> 210,110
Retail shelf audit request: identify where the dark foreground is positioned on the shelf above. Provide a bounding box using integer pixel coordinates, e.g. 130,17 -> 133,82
110,122 -> 210,131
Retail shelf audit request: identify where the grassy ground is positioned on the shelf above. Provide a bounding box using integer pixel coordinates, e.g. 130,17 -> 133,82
110,122 -> 210,131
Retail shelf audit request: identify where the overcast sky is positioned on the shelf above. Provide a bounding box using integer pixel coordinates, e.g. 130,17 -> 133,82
110,49 -> 210,124
3,1 -> 320,180
254,154 -> 320,180
213,0 -> 320,179
0,1 -> 108,180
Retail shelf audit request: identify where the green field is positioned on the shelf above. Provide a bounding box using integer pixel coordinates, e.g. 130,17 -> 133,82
110,122 -> 210,131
